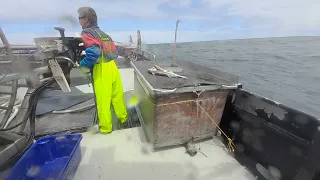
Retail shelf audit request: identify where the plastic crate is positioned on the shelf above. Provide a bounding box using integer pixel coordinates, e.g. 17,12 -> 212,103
5,134 -> 83,180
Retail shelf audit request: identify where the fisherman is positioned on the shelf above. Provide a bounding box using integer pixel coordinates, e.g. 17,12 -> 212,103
77,7 -> 128,133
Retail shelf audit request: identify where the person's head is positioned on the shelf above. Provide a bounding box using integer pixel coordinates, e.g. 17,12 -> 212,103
77,7 -> 98,29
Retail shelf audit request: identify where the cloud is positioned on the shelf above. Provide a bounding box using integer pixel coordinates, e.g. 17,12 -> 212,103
0,0 -> 169,23
1,0 -> 320,43
3,0 -> 320,27
201,0 -> 320,30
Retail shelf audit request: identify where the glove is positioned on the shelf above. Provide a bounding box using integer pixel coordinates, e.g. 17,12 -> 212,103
79,46 -> 101,68
80,67 -> 91,74
75,60 -> 90,74
74,62 -> 80,68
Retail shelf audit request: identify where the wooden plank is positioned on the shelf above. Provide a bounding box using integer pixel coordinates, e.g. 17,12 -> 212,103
48,59 -> 71,92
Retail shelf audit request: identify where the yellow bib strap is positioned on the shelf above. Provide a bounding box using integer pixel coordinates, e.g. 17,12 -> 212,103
92,28 -> 114,62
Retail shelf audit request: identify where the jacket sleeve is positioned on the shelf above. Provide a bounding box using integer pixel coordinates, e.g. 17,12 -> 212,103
79,46 -> 101,67
80,29 -> 102,68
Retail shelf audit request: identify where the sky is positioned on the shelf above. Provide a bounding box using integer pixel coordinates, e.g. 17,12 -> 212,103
1,0 -> 320,44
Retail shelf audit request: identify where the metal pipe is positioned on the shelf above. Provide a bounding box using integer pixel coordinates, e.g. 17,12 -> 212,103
0,27 -> 14,63
40,77 -> 54,82
173,20 -> 181,66
0,98 -> 20,113
46,56 -> 75,66
0,27 -> 18,128
3,105 -> 20,129
221,84 -> 241,89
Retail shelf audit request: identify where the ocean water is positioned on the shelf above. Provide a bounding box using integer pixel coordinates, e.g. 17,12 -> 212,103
143,36 -> 320,118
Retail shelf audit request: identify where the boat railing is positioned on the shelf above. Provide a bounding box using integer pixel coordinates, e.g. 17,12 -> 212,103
133,48 -> 156,62
114,41 -> 125,46
0,45 -> 37,56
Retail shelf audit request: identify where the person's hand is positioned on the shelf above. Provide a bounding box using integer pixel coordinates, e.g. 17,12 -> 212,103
78,46 -> 100,68
75,61 -> 80,68
80,67 -> 91,74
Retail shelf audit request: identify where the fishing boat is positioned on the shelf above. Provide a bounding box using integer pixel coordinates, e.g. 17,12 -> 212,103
0,23 -> 319,180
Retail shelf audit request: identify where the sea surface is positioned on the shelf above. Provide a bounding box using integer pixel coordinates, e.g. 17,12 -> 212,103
143,36 -> 320,118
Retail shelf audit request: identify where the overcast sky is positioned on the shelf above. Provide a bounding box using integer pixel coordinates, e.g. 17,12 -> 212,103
1,0 -> 320,44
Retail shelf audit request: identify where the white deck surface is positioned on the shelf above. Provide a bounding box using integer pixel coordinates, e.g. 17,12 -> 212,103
75,128 -> 255,180
74,68 -> 256,180
75,68 -> 134,94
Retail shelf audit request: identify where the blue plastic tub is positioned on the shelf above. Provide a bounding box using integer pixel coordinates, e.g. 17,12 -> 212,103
5,134 -> 83,180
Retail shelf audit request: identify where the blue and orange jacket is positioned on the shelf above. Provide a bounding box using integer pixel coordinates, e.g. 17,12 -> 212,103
80,25 -> 119,68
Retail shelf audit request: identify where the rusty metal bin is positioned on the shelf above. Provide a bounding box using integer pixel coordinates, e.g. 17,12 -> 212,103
131,60 -> 240,148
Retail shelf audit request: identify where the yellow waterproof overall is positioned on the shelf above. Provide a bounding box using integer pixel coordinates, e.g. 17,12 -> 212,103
92,31 -> 128,133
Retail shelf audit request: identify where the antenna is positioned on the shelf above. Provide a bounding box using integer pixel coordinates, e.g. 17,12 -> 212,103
137,30 -> 141,49
172,20 -> 181,67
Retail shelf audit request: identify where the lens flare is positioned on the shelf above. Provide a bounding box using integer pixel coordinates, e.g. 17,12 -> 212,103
126,94 -> 139,109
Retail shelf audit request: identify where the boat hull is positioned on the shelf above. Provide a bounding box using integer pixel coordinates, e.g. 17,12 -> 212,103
220,88 -> 320,180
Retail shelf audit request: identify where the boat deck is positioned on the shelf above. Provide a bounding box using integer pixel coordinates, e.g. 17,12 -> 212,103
75,127 -> 255,180
73,68 -> 255,180
1,64 -> 256,180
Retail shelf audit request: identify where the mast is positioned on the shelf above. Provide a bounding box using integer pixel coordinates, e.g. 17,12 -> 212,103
172,20 -> 181,67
